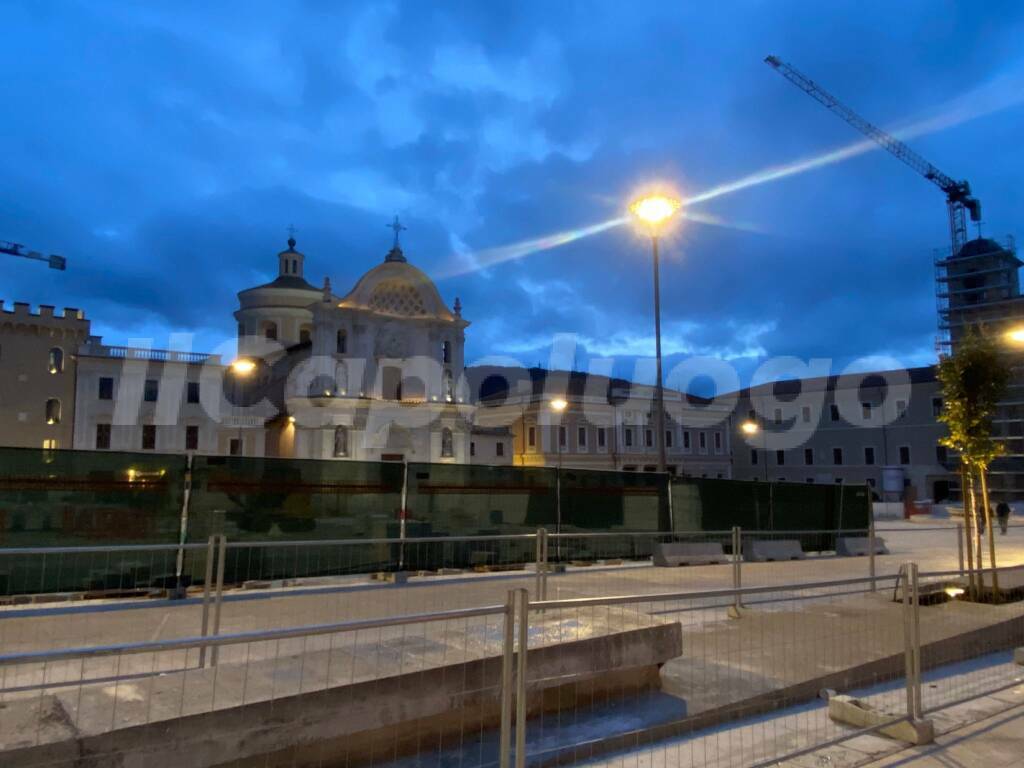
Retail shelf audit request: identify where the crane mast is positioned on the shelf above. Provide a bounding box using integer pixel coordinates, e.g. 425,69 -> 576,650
765,55 -> 981,258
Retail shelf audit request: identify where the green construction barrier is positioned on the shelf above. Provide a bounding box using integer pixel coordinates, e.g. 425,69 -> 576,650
0,447 -> 186,594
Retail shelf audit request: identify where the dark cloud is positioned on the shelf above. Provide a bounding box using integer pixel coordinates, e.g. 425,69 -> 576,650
2,0 -> 1024,387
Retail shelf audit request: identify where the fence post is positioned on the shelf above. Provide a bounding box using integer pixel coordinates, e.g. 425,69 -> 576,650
533,528 -> 549,601
730,525 -> 743,617
956,524 -> 965,578
174,453 -> 193,595
901,562 -> 924,724
514,588 -> 530,768
199,534 -> 216,667
499,590 -> 516,768
210,534 -> 227,667
398,460 -> 409,571
868,513 -> 877,593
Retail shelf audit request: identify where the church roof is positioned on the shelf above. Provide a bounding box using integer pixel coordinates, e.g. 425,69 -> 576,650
249,274 -> 319,291
338,256 -> 460,322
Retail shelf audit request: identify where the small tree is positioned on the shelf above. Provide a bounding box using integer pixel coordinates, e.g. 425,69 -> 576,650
937,328 -> 1009,600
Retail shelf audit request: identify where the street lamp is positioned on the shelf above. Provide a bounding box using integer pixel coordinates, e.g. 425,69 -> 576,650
1004,327 -> 1024,346
229,358 -> 256,455
740,418 -> 769,482
550,398 -> 568,469
629,193 -> 681,474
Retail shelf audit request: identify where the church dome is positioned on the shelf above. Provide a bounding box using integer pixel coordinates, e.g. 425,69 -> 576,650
339,247 -> 460,322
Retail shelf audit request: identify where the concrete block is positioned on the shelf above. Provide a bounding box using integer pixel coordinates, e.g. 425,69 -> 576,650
828,694 -> 933,745
653,542 -> 726,567
836,537 -> 889,556
742,539 -> 806,562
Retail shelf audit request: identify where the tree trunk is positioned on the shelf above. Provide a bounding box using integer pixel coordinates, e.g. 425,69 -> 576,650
962,463 -> 975,595
968,468 -> 983,598
979,467 -> 1000,602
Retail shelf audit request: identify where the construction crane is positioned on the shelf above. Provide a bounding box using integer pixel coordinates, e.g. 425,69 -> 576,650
1,240 -> 66,270
765,55 -> 982,259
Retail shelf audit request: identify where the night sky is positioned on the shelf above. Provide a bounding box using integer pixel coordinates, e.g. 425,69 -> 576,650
3,2 -> 1024,394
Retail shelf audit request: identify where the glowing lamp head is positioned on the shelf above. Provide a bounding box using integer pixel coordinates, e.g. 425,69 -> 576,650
231,358 -> 256,376
944,586 -> 965,598
1005,327 -> 1024,345
287,415 -> 296,424
740,420 -> 759,436
549,398 -> 568,413
629,195 -> 681,227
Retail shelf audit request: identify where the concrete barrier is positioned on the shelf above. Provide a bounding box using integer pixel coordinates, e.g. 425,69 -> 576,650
742,539 -> 805,562
836,536 -> 888,557
653,542 -> 726,567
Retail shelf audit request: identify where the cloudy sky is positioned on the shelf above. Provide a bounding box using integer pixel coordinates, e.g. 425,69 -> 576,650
3,1 -> 1024,393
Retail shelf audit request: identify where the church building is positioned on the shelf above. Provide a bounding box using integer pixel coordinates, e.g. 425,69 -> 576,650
231,222 -> 474,463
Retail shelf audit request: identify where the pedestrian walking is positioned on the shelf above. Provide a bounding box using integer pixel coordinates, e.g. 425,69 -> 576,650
996,500 -> 1011,535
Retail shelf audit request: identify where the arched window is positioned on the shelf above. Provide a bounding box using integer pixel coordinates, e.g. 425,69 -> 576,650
441,340 -> 451,364
443,369 -> 454,402
45,398 -> 61,425
237,323 -> 245,338
441,427 -> 454,458
299,326 -> 312,344
334,426 -> 349,457
264,322 -> 278,341
48,347 -> 64,374
337,329 -> 347,354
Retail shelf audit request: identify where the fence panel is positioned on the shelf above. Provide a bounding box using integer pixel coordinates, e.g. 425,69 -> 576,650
0,447 -> 186,595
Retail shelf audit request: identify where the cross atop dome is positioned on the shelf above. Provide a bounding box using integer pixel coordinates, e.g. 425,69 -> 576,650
385,215 -> 407,263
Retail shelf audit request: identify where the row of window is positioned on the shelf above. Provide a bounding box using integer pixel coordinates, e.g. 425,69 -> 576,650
751,444 -> 946,467
96,377 -> 201,403
752,397 -> 942,426
525,425 -> 723,454
246,325 -> 455,366
470,441 -> 506,458
94,423 -> 200,451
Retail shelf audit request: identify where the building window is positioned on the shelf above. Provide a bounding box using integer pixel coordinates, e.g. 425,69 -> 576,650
597,428 -> 606,449
337,329 -> 347,354
748,409 -> 756,421
804,448 -> 813,465
832,447 -> 843,465
861,402 -> 872,420
683,431 -> 691,450
645,429 -> 653,448
776,449 -> 785,465
559,426 -> 567,448
899,445 -> 911,465
98,377 -> 114,400
496,441 -> 505,457
578,426 -> 587,448
48,347 -> 64,374
144,379 -> 159,402
624,428 -> 634,448
931,397 -> 943,417
142,425 -> 156,450
441,427 -> 454,458
699,431 -> 707,452
185,425 -> 199,451
830,404 -> 840,422
299,328 -> 311,345
806,478 -> 814,484
42,439 -> 58,450
470,441 -> 476,457
802,405 -> 811,423
334,426 -> 348,457
936,445 -> 947,463
774,408 -> 782,425
442,340 -> 451,364
528,426 -> 536,448
865,446 -> 875,465
751,449 -> 758,465
187,381 -> 200,404
714,432 -> 722,453
896,399 -> 907,418
237,323 -> 245,338
95,423 -> 111,450
229,438 -> 242,456
264,322 -> 278,341
666,430 -> 674,449
45,398 -> 61,425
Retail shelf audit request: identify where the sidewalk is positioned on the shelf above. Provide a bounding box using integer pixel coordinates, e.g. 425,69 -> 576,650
861,699 -> 1024,767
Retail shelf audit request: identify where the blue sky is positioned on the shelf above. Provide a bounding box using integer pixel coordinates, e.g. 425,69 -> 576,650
3,1 -> 1024,392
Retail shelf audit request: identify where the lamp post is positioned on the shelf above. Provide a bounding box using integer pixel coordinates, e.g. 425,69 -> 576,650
229,358 -> 256,456
550,397 -> 568,470
740,418 -> 767,482
629,194 -> 681,474
550,397 -> 568,537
